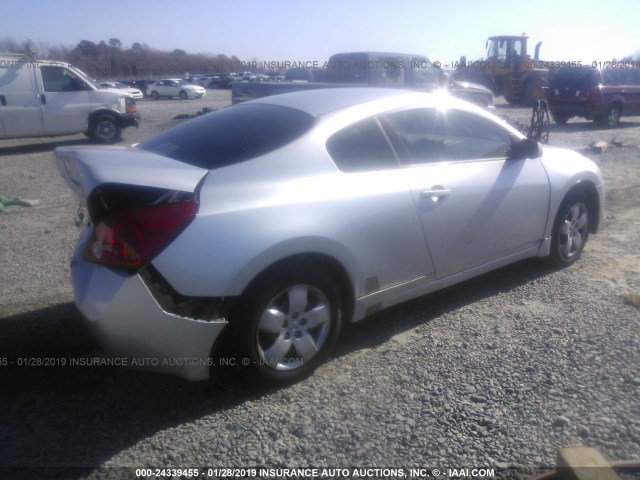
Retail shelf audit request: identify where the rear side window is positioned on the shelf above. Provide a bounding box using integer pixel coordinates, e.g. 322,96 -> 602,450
138,104 -> 315,169
602,69 -> 623,85
609,69 -> 640,86
326,117 -> 399,172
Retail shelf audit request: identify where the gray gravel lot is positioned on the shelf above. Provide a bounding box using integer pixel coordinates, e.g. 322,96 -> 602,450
1,91 -> 639,480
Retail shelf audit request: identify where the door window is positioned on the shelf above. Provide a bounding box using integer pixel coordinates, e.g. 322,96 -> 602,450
382,108 -> 512,164
40,66 -> 88,92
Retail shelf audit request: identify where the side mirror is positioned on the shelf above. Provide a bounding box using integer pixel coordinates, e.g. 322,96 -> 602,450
509,137 -> 542,160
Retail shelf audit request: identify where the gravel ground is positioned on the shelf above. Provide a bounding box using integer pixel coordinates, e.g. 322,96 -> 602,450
0,92 -> 639,480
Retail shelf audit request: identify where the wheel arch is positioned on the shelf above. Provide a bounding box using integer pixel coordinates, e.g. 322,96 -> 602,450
609,98 -> 624,114
87,108 -> 125,128
556,180 -> 602,234
208,251 -> 355,380
238,252 -> 355,325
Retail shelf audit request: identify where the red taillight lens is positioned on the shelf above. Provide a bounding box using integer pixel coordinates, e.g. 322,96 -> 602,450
84,200 -> 198,270
585,87 -> 601,100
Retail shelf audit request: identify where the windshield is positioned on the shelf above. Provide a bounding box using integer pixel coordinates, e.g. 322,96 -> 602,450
69,66 -> 98,89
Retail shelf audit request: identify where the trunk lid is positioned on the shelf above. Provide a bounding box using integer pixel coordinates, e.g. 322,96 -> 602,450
55,146 -> 209,204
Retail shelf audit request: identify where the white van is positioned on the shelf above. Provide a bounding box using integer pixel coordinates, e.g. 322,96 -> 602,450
0,53 -> 140,143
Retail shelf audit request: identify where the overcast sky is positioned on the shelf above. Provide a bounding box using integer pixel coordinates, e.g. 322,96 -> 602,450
2,0 -> 638,66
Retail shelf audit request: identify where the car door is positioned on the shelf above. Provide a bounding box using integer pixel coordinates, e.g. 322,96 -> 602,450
0,62 -> 44,137
162,80 -> 179,97
381,107 -> 550,279
324,115 -> 436,292
153,80 -> 167,96
37,65 -> 93,135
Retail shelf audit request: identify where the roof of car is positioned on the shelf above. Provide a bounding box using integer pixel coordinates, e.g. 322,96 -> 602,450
244,87 -> 440,117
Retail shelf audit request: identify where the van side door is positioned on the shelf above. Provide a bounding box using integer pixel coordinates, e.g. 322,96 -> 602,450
36,65 -> 93,135
0,62 -> 44,137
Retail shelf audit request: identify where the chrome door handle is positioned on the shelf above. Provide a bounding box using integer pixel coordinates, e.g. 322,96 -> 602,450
421,188 -> 451,202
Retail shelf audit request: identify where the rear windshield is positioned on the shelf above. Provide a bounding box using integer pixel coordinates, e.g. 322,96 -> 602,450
138,104 -> 315,169
550,68 -> 599,89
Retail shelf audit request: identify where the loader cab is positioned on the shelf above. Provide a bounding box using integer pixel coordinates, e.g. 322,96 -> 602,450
486,36 -> 528,74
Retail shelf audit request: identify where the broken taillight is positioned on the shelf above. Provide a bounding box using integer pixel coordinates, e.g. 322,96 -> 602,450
83,200 -> 198,270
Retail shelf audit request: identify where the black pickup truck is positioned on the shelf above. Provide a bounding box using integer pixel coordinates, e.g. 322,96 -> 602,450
231,52 -> 494,107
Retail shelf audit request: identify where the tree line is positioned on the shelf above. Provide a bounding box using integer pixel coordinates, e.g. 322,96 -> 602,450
0,37 -> 250,79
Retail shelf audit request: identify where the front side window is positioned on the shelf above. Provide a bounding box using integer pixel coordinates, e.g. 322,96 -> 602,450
40,66 -> 88,92
326,117 -> 399,173
382,108 -> 512,164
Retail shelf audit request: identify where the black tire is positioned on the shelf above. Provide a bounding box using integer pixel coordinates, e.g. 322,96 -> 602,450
523,78 -> 546,106
597,104 -> 621,128
551,111 -> 569,124
226,268 -> 343,384
179,90 -> 188,100
150,91 -> 159,100
88,114 -> 121,144
548,193 -> 590,266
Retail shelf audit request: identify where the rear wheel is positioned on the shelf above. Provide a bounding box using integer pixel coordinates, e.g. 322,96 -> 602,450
549,193 -> 590,266
598,104 -> 621,128
551,111 -> 569,124
228,269 -> 343,384
150,91 -> 159,100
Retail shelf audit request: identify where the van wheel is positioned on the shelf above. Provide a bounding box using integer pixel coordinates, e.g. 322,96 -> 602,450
89,115 -> 121,144
179,90 -> 188,100
598,104 -> 621,128
150,91 -> 159,100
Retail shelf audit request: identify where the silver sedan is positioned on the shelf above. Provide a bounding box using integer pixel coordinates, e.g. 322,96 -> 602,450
55,88 -> 604,384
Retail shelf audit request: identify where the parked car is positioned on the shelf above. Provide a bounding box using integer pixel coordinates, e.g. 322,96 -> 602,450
118,80 -> 152,97
97,81 -> 144,100
549,67 -> 640,127
147,79 -> 205,99
198,73 -> 233,89
0,53 -> 139,143
55,88 -> 603,384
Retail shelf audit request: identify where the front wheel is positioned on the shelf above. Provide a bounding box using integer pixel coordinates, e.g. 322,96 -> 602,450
179,90 -> 188,100
229,269 -> 343,384
88,115 -> 121,144
523,78 -> 546,106
549,193 -> 590,266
